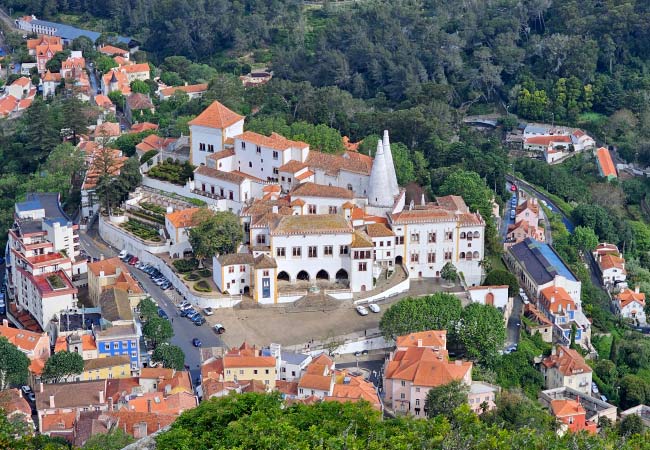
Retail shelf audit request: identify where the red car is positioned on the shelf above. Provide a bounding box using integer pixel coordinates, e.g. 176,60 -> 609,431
128,256 -> 139,265
510,184 -> 517,192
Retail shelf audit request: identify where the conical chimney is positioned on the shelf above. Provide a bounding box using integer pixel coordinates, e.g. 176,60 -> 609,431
382,130 -> 399,196
368,140 -> 394,207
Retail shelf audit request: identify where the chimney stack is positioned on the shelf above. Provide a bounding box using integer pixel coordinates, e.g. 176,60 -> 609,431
99,390 -> 105,404
417,339 -> 422,347
17,388 -> 22,398
147,399 -> 152,413
550,295 -> 555,304
2,319 -> 7,327
49,395 -> 55,408
636,286 -> 640,294
40,382 -> 44,393
108,397 -> 113,411
100,254 -> 104,261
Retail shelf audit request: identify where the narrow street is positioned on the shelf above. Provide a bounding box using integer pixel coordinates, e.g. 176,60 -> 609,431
79,224 -> 225,382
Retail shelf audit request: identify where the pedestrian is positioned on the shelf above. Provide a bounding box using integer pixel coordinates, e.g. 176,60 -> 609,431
171,318 -> 174,323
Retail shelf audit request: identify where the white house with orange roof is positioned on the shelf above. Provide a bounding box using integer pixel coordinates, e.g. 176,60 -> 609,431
383,330 -> 473,417
165,207 -> 200,256
515,198 -> 540,228
98,45 -> 130,60
158,83 -> 208,101
538,285 -> 591,348
297,353 -> 335,399
188,100 -> 245,167
289,182 -> 354,215
614,287 -> 646,324
541,345 -> 592,395
41,70 -> 62,97
364,223 -> 396,270
6,77 -> 32,100
597,253 -> 626,288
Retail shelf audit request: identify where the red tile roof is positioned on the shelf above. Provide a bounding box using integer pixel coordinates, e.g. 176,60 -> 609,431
596,147 -> 617,178
395,330 -> 447,350
385,347 -> 471,387
94,95 -> 114,109
122,63 -> 150,75
298,373 -> 332,391
599,254 -> 625,271
306,150 -> 372,176
166,208 -> 200,229
539,286 -> 575,314
291,182 -> 353,199
525,135 -> 572,145
616,288 -> 646,309
0,389 -> 32,419
236,131 -> 308,151
130,122 -> 158,133
159,83 -> 208,97
42,411 -> 76,433
98,45 -> 128,56
188,101 -> 243,129
551,399 -> 585,417
542,345 -> 591,377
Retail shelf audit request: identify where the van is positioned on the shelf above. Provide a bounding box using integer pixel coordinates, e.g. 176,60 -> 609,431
510,210 -> 515,219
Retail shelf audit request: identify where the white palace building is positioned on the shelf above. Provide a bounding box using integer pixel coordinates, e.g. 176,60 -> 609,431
139,101 -> 486,305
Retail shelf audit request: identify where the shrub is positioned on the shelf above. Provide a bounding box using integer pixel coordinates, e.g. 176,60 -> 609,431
121,219 -> 161,242
184,272 -> 200,281
140,149 -> 158,164
198,269 -> 212,278
194,280 -> 212,292
172,258 -> 199,273
148,161 -> 195,185
140,202 -> 167,215
188,198 -> 206,206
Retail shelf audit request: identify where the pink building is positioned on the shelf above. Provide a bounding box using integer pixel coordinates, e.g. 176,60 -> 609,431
383,330 -> 473,417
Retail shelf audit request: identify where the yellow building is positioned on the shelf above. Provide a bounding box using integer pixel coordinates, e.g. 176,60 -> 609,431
79,355 -> 132,381
87,257 -> 145,307
206,342 -> 277,390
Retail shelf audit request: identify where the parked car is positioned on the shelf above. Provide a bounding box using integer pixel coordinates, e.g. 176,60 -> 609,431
180,308 -> 193,317
158,308 -> 168,320
356,305 -> 369,316
185,310 -> 199,320
122,253 -> 132,262
213,324 -> 226,334
354,350 -> 369,356
118,249 -> 127,259
592,382 -> 599,394
192,338 -> 202,347
192,316 -> 206,326
178,301 -> 191,310
203,307 -> 214,316
510,210 -> 516,219
368,303 -> 380,313
128,256 -> 138,266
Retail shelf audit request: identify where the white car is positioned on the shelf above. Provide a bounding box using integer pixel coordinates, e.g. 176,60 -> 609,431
118,249 -> 127,259
203,307 -> 214,316
368,303 -> 380,313
356,305 -> 369,316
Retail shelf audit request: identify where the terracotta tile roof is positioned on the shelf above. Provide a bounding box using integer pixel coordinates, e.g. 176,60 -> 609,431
166,208 -> 200,229
390,207 -> 455,224
159,83 -> 208,97
157,370 -> 193,395
98,45 -> 128,56
84,355 -> 131,371
94,122 -> 121,138
436,195 -> 469,212
516,199 -> 539,215
27,35 -> 61,50
207,148 -> 235,161
278,160 -> 308,173
202,379 -> 240,398
122,63 -> 150,74
395,330 -> 447,349
270,214 -> 352,236
616,288 -> 646,309
385,347 -> 471,387
524,304 -> 553,327
135,134 -> 176,153
88,257 -> 127,277
594,243 -> 619,257
36,380 -> 107,410
365,223 -> 394,238
525,135 -> 572,145
539,286 -> 576,314
194,165 -> 247,184
11,77 -> 31,88
0,389 -> 32,418
130,122 -> 158,133
109,410 -> 177,436
298,374 -> 332,391
306,150 -> 372,176
596,147 -> 617,178
54,336 -> 67,353
542,345 -> 591,377
326,370 -> 380,410
188,100 -> 243,129
0,322 -> 48,353
42,70 -> 62,82
41,411 -> 76,433
599,254 -> 625,271
94,95 -> 114,109
291,182 -> 353,199
0,96 -> 18,116
351,230 -> 373,248
126,93 -> 153,110
106,377 -> 140,402
254,254 -> 277,269
217,253 -> 254,266
551,399 -> 585,417
223,353 -> 276,369
295,170 -> 314,181
263,184 -> 281,193
276,380 -> 298,396
102,69 -> 130,95
126,391 -> 197,415
235,131 -> 308,151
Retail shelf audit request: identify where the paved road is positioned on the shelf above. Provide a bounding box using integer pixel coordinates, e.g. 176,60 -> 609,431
505,295 -> 523,349
78,226 -> 225,382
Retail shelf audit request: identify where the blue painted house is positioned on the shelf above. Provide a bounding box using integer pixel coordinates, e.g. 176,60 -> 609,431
94,323 -> 140,372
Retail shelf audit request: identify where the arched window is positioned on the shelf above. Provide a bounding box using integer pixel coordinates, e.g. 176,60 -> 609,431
347,184 -> 353,191
473,231 -> 480,238
473,251 -> 480,259
460,232 -> 466,239
459,252 -> 465,259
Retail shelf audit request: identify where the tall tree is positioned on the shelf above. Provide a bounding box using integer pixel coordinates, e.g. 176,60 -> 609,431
42,351 -> 84,383
483,269 -> 519,297
424,379 -> 468,419
457,303 -> 507,366
151,345 -> 185,371
0,337 -> 30,390
142,316 -> 174,348
188,210 -> 243,263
